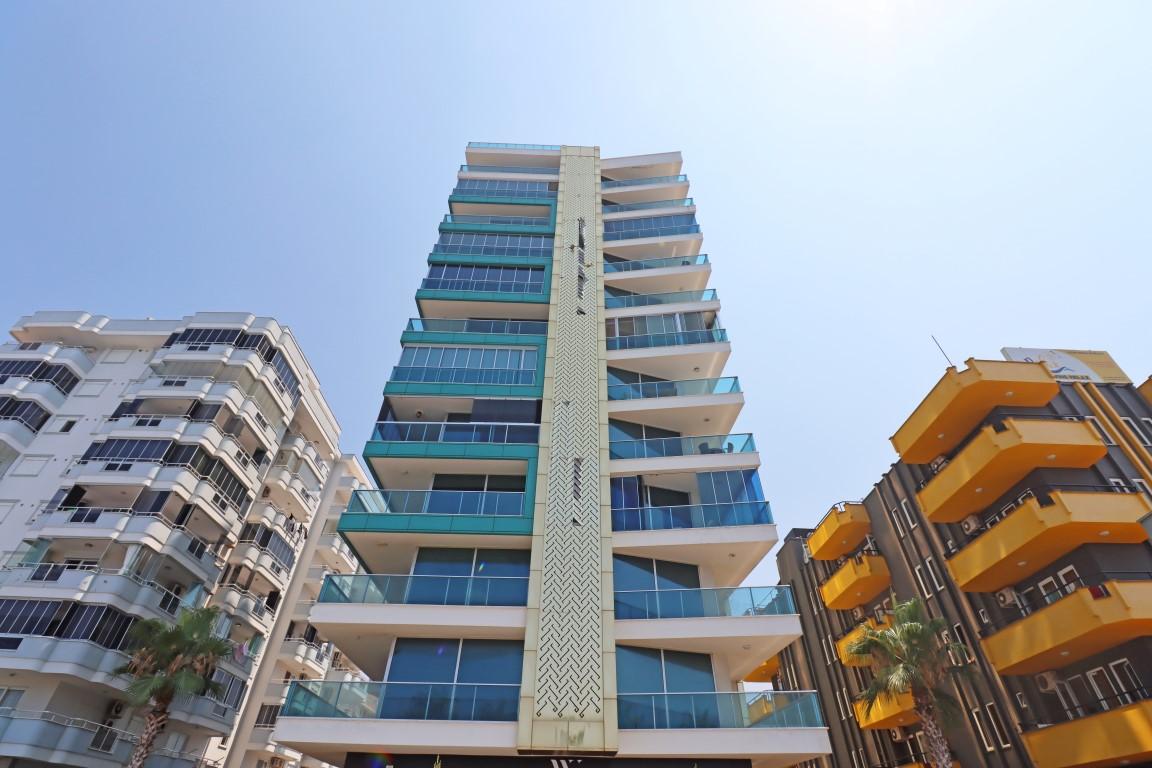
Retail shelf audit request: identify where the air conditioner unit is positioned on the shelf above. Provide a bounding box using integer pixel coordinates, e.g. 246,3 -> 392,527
960,515 -> 983,535
105,700 -> 126,721
995,587 -> 1018,607
1036,671 -> 1060,693
851,607 -> 865,621
889,727 -> 905,742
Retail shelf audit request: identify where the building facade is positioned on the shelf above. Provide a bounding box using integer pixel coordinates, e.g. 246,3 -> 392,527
0,310 -> 358,768
270,143 -> 831,768
773,350 -> 1152,768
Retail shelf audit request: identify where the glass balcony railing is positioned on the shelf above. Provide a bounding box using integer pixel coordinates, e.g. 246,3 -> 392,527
604,223 -> 701,242
405,318 -> 548,335
460,165 -> 559,175
282,680 -> 519,721
602,175 -> 688,189
603,254 -> 709,273
450,185 -> 558,200
442,214 -> 552,227
605,290 -> 717,309
348,489 -> 527,518
610,433 -> 755,460
420,278 -> 546,294
371,421 -> 540,444
607,377 -> 739,401
611,500 -> 772,531
618,690 -> 824,729
467,142 -> 561,151
606,329 -> 728,351
603,198 -> 694,213
390,366 -> 536,386
614,586 -> 795,620
319,573 -> 529,607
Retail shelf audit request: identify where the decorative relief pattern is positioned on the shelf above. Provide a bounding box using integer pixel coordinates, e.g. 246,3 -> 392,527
527,147 -> 610,732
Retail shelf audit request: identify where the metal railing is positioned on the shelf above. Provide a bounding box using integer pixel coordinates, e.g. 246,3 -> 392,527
617,690 -> 824,729
33,507 -> 219,566
605,289 -> 717,309
603,198 -> 694,213
614,586 -> 795,620
1021,686 -> 1152,731
405,318 -> 548,335
459,165 -> 559,175
282,680 -> 520,721
606,328 -> 728,350
611,500 -> 772,531
371,421 -> 539,444
602,175 -> 688,189
318,573 -> 529,607
603,254 -> 709,273
956,483 -> 1139,544
980,570 -> 1152,636
607,377 -> 740,401
346,489 -> 526,517
609,433 -> 756,460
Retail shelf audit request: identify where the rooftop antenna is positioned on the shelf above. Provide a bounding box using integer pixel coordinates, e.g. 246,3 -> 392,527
931,335 -> 955,368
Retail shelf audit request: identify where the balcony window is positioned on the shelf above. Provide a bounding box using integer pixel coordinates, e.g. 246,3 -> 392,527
0,360 -> 79,395
422,264 -> 546,294
432,233 -> 553,258
451,178 -> 558,198
604,214 -> 700,241
605,311 -> 727,350
405,318 -> 548,335
617,646 -> 718,728
381,638 -> 521,720
393,345 -> 538,386
0,397 -> 51,433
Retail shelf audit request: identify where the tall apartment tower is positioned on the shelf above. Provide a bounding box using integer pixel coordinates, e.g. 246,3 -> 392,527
0,311 -> 362,768
772,349 -> 1152,768
270,143 -> 832,768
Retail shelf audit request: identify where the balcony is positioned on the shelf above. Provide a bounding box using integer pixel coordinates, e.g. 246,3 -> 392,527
459,164 -> 558,176
603,216 -> 701,242
744,654 -> 780,683
403,318 -> 548,338
602,174 -> 688,189
618,690 -> 830,766
603,253 -> 711,293
439,214 -> 553,234
608,377 -> 743,435
607,328 -> 727,351
819,554 -> 891,611
1022,696 -> 1152,768
982,577 -> 1152,675
806,503 -> 870,561
605,289 -> 718,312
603,198 -> 694,214
319,573 -> 529,606
371,421 -> 539,446
611,501 -> 776,586
835,617 -> 891,666
285,679 -> 518,720
916,418 -> 1107,523
339,488 -> 533,544
281,638 -> 332,678
0,709 -> 216,768
891,359 -> 1060,463
609,433 -> 759,476
0,566 -> 187,622
852,691 -> 918,729
614,587 -> 800,679
948,490 -> 1152,592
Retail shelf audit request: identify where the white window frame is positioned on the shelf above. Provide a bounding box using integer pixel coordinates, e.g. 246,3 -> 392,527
900,498 -> 918,529
914,565 -> 932,599
924,557 -> 946,592
889,506 -> 904,537
985,702 -> 1012,749
970,706 -> 995,752
1083,415 -> 1116,445
1121,416 -> 1151,446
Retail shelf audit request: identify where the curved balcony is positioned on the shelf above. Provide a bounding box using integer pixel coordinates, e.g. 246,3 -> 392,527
948,489 -> 1152,592
281,638 -> 331,678
213,585 -> 274,636
835,616 -> 891,667
807,503 -> 870,561
853,691 -> 917,729
916,418 -> 1106,523
0,565 -> 189,622
981,575 -> 1152,675
819,553 -> 890,611
891,358 -> 1059,463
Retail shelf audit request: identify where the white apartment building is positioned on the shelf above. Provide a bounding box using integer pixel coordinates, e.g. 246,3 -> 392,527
0,310 -> 362,768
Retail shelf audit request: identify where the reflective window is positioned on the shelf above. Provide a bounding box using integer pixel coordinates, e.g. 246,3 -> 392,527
424,264 -> 546,293
432,233 -> 553,258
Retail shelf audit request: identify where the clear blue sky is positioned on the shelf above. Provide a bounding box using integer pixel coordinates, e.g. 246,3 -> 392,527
2,2 -> 1150,583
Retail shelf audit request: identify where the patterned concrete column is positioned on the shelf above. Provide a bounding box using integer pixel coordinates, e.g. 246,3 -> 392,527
517,145 -> 616,754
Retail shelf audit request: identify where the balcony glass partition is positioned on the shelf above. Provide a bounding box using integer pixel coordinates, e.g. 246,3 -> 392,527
611,500 -> 772,531
604,214 -> 700,241
609,433 -> 755,460
618,691 -> 824,729
451,179 -> 557,199
607,377 -> 739,401
432,233 -> 553,259
605,290 -> 717,309
602,175 -> 688,189
442,214 -> 550,227
348,489 -> 526,518
282,680 -> 519,721
422,265 -> 545,294
603,254 -> 709,273
603,198 -> 694,213
371,422 -> 539,445
606,329 -> 728,350
614,586 -> 795,620
405,318 -> 548,335
318,573 -> 529,607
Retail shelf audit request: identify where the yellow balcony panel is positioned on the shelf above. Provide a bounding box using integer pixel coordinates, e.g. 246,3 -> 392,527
917,418 -> 1107,523
948,491 -> 1152,592
835,617 -> 891,667
891,358 -> 1059,464
983,580 -> 1152,676
744,654 -> 780,683
1023,698 -> 1152,768
1139,376 -> 1152,408
807,503 -> 870,561
819,554 -> 891,611
853,691 -> 918,730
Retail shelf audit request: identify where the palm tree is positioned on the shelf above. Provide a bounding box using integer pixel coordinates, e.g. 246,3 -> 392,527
117,605 -> 234,768
846,597 -> 969,768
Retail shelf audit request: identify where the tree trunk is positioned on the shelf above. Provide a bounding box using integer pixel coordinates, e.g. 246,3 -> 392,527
127,706 -> 169,768
914,696 -> 953,768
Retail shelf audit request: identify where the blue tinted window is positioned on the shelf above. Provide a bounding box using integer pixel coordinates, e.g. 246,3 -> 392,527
413,549 -> 473,576
655,560 -> 700,590
473,549 -> 529,578
662,650 -> 714,692
611,476 -> 642,509
616,646 -> 664,693
613,554 -> 655,591
697,470 -> 765,504
388,639 -> 459,682
457,640 -> 523,684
